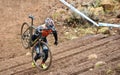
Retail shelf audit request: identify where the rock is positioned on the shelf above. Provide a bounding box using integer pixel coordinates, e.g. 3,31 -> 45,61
26,52 -> 31,56
88,6 -> 104,17
100,0 -> 113,5
95,61 -> 106,68
89,68 -> 93,71
64,32 -> 69,36
74,29 -> 78,33
71,36 -> 78,40
117,63 -> 120,69
106,69 -> 113,74
88,54 -> 98,60
63,26 -> 66,29
100,0 -> 114,12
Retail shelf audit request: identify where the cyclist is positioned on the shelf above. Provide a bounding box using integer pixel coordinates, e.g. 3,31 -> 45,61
32,18 -> 58,69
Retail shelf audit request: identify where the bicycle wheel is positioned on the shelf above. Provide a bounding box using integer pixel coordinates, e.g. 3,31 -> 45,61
21,22 -> 31,49
32,41 -> 52,71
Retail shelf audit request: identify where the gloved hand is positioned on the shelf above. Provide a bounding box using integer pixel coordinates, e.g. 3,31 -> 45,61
54,41 -> 58,45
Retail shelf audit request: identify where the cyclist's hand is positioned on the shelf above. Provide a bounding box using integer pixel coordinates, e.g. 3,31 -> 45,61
54,41 -> 58,45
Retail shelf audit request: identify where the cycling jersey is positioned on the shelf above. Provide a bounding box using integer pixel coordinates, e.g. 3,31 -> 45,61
33,24 -> 58,43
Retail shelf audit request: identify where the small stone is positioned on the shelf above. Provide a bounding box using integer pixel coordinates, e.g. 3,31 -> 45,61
95,61 -> 106,68
89,68 -> 93,71
106,69 -> 113,74
26,52 -> 31,56
117,63 -> 120,69
88,54 -> 98,60
64,32 -> 69,35
74,29 -> 77,33
63,26 -> 66,29
70,36 -> 78,40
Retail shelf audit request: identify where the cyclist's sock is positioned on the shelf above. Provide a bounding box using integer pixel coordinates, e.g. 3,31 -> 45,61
41,61 -> 45,64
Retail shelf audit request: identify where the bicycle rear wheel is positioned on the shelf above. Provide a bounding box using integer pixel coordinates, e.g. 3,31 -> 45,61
21,22 -> 31,49
32,41 -> 52,71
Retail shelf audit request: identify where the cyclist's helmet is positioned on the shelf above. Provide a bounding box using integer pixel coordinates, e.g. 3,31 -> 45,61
45,18 -> 54,29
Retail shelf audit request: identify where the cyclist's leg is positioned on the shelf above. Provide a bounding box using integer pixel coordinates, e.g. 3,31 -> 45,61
42,38 -> 48,63
34,43 -> 41,62
32,34 -> 37,41
41,43 -> 48,69
42,49 -> 48,63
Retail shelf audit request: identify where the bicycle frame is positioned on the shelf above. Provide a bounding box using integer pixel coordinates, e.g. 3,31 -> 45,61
28,15 -> 43,47
31,34 -> 43,46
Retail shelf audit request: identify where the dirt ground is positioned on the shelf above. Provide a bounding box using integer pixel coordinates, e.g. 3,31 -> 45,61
0,0 -> 120,75
0,0 -> 64,61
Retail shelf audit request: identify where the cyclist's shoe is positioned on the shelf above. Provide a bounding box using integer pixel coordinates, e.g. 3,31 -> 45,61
32,62 -> 36,68
41,63 -> 47,69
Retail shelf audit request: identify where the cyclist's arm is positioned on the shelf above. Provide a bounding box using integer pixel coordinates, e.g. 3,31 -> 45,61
51,26 -> 58,42
53,30 -> 58,42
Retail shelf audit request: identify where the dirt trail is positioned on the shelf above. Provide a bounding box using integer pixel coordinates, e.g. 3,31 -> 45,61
38,35 -> 120,75
0,34 -> 105,74
0,34 -> 120,75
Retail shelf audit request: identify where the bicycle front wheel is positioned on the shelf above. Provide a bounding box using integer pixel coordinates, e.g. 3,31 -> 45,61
32,41 -> 52,71
21,22 -> 31,49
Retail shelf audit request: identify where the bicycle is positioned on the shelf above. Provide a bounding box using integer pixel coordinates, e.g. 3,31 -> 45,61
21,15 -> 52,70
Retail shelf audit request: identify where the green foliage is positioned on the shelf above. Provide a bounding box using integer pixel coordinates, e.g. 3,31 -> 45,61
64,16 -> 86,27
92,0 -> 101,7
52,12 -> 60,20
114,0 -> 120,2
64,9 -> 88,27
59,10 -> 66,14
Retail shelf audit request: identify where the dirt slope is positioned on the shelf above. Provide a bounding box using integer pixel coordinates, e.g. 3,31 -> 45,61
0,0 -> 120,75
0,0 -> 64,61
0,34 -> 120,75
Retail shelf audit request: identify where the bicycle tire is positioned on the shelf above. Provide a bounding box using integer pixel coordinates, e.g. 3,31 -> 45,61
32,41 -> 52,71
21,22 -> 31,49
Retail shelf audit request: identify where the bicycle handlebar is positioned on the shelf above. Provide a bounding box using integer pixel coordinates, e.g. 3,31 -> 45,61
29,15 -> 34,20
29,15 -> 34,25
